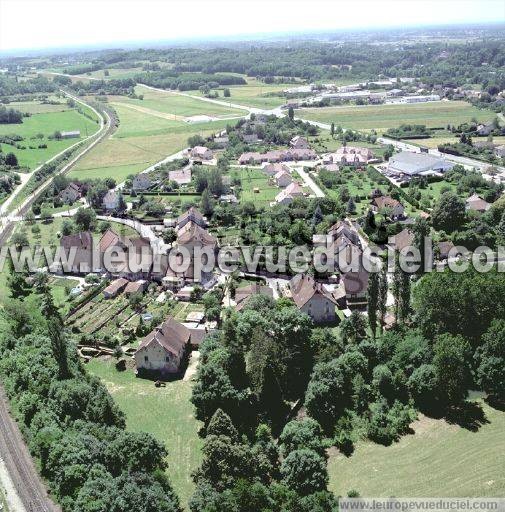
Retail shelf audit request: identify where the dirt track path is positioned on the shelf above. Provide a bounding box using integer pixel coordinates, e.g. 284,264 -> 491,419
0,386 -> 61,512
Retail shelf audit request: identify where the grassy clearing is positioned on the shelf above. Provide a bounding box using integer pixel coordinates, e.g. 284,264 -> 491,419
188,77 -> 363,110
71,98 -> 230,181
296,101 -> 496,132
308,133 -> 387,154
188,78 -> 291,109
87,358 -> 202,509
405,134 -> 505,149
8,98 -> 72,114
68,161 -> 144,182
328,399 -> 505,497
129,85 -> 246,118
230,167 -> 280,205
87,67 -> 144,79
0,108 -> 99,169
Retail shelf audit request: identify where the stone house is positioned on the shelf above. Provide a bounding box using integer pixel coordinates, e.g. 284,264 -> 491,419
134,317 -> 191,378
289,274 -> 338,323
132,173 -> 152,191
58,182 -> 82,204
190,146 -> 213,161
274,170 -> 293,188
370,195 -> 405,219
102,189 -> 120,210
59,231 -> 94,274
290,136 -> 310,149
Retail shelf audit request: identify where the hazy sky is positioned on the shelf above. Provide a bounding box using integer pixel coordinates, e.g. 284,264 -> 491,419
1,0 -> 504,52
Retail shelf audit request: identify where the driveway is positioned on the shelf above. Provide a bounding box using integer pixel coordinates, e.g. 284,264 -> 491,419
296,166 -> 325,197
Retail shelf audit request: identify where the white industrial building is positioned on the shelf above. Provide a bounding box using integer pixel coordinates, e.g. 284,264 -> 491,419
387,151 -> 454,176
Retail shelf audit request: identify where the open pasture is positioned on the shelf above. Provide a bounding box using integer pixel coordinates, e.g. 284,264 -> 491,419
0,108 -> 99,169
128,85 -> 247,118
296,101 -> 496,132
328,400 -> 505,497
87,358 -> 203,508
70,100 -> 230,181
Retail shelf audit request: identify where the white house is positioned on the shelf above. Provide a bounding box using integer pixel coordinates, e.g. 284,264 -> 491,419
290,135 -> 310,149
370,195 -> 405,219
275,182 -> 304,205
289,274 -> 338,323
190,146 -> 213,161
466,193 -> 491,213
262,162 -> 290,177
274,170 -> 293,188
58,182 -> 82,203
134,317 -> 191,377
132,173 -> 152,191
102,189 -> 120,210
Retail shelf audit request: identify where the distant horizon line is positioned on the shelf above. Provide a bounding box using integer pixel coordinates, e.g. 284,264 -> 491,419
1,20 -> 504,59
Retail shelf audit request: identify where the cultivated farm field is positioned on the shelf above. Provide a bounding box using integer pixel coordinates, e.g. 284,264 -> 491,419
328,399 -> 505,497
296,101 -> 496,132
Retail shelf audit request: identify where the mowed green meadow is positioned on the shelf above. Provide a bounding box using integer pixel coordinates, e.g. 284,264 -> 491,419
188,77 -> 290,109
87,358 -> 202,509
129,85 -> 247,118
328,400 -> 505,497
188,76 -> 364,110
0,107 -> 100,169
69,96 -> 233,182
296,101 -> 496,132
230,167 -> 280,205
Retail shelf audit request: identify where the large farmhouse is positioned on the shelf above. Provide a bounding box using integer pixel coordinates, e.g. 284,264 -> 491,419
134,317 -> 191,378
289,274 -> 338,323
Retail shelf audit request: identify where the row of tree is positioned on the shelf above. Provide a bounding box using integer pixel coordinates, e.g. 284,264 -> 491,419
0,271 -> 182,512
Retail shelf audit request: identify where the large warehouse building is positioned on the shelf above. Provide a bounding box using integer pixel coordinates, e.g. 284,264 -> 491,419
387,151 -> 454,176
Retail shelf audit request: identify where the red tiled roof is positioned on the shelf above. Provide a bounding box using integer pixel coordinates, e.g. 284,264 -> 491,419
137,317 -> 190,355
289,274 -> 337,308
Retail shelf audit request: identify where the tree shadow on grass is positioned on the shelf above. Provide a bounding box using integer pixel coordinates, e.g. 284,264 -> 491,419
445,401 -> 489,432
485,396 -> 505,412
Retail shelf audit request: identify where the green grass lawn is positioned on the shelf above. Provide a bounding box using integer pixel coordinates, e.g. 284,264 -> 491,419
87,358 -> 202,509
0,107 -> 100,170
128,85 -> 247,118
188,78 -> 291,110
328,399 -> 505,497
87,67 -> 144,80
70,98 -> 231,181
296,101 -> 496,133
309,134 -> 386,155
8,98 -> 72,114
230,167 -> 280,205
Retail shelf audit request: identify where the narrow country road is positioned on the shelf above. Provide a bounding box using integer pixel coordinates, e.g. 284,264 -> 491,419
296,166 -> 325,197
